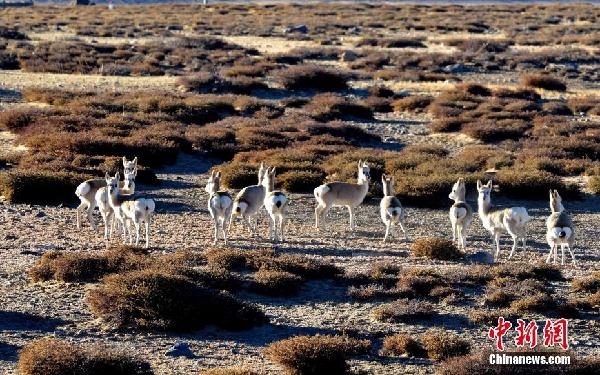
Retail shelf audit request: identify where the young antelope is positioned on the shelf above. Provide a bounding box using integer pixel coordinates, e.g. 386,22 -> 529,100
477,180 -> 530,261
263,166 -> 289,242
205,170 -> 233,245
314,160 -> 370,231
546,190 -> 575,265
380,174 -> 407,242
448,178 -> 473,250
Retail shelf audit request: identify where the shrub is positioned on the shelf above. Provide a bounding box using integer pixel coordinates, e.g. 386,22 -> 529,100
587,176 -> 600,194
572,272 -> 600,293
410,238 -> 463,260
29,246 -> 150,283
303,94 -> 373,121
87,270 -> 267,331
495,169 -> 580,200
373,299 -> 436,322
264,335 -> 370,375
420,329 -> 470,361
278,170 -> 324,193
0,170 -> 84,204
380,334 -> 426,358
521,74 -> 567,92
438,350 -> 600,375
18,337 -> 153,375
461,119 -> 530,142
0,108 -> 44,132
275,65 -> 349,91
251,269 -> 304,296
392,96 -> 433,112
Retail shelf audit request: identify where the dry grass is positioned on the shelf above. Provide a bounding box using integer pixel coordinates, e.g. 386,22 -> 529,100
18,337 -> 153,375
521,74 -> 567,92
420,329 -> 470,361
380,334 -> 426,358
410,238 -> 463,260
199,368 -> 258,375
372,299 -> 437,322
264,335 -> 370,375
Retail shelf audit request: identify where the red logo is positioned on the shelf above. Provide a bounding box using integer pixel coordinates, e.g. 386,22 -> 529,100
488,318 -> 569,351
543,318 -> 569,350
488,317 -> 512,351
515,319 -> 539,348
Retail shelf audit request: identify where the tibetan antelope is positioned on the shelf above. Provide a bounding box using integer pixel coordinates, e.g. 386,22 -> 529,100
75,157 -> 137,230
449,178 -> 473,250
205,170 -> 233,245
95,162 -> 137,240
546,190 -> 575,265
314,160 -> 370,231
230,163 -> 267,236
380,174 -> 407,242
263,167 -> 289,242
106,172 -> 155,248
477,180 -> 530,261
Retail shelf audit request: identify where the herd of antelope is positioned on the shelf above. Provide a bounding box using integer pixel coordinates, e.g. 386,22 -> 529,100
74,158 -> 576,265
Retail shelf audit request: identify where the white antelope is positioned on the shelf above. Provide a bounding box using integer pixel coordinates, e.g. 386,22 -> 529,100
95,159 -> 137,239
106,172 -> 155,248
75,156 -> 137,230
546,190 -> 575,265
380,174 -> 407,242
314,160 -> 370,231
477,180 -> 531,261
205,170 -> 233,245
230,163 -> 267,236
449,178 -> 473,250
263,166 -> 289,242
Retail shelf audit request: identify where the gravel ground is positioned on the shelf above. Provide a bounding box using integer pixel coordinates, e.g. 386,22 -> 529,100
0,148 -> 599,374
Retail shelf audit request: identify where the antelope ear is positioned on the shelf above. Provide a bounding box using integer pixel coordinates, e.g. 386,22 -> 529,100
391,175 -> 396,185
122,156 -> 127,167
216,171 -> 221,178
381,174 -> 386,182
115,172 -> 120,180
105,172 -> 110,180
477,180 -> 482,189
487,180 -> 493,188
357,159 -> 362,168
133,157 -> 138,166
271,167 -> 276,175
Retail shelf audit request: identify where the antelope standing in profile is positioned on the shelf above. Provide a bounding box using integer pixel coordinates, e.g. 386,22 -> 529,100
205,170 -> 233,245
75,157 -> 137,230
449,178 -> 473,250
380,174 -> 407,242
477,180 -> 530,261
314,160 -> 370,231
106,172 -> 155,248
95,161 -> 137,240
546,190 -> 575,265
263,167 -> 289,242
230,163 -> 267,236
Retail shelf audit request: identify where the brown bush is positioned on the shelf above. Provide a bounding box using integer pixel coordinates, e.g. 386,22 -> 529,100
495,169 -> 580,200
420,329 -> 470,361
392,96 -> 433,112
18,337 -> 153,375
87,269 -> 267,331
303,94 -> 373,121
373,299 -> 437,322
521,74 -> 567,92
264,335 -> 370,375
461,119 -> 530,142
275,65 -> 349,91
572,272 -> 600,293
587,176 -> 600,194
380,334 -> 426,358
410,237 -> 463,260
438,350 -> 600,375
278,170 -> 324,193
0,170 -> 85,204
0,108 -> 47,132
251,269 -> 304,296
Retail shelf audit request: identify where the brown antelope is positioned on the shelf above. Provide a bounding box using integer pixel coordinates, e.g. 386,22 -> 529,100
546,190 -> 575,265
230,163 -> 267,236
263,166 -> 289,242
205,170 -> 233,245
477,180 -> 530,261
380,174 -> 407,242
75,157 -> 137,230
449,178 -> 473,250
314,160 -> 370,231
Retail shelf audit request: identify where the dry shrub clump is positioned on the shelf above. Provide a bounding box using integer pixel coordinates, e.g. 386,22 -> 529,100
0,170 -> 85,205
373,299 -> 437,322
29,246 -> 150,282
251,269 -> 304,296
264,335 -> 371,375
380,334 -> 426,358
18,337 -> 153,375
420,329 -> 470,361
410,238 -> 463,260
392,95 -> 433,112
87,269 -> 267,331
303,93 -> 373,121
275,65 -> 349,91
199,368 -> 258,375
521,74 -> 567,92
438,350 -> 600,375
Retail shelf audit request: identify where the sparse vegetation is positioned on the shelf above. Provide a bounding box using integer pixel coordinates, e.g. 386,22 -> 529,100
411,238 -> 463,260
380,334 -> 426,358
420,329 -> 470,361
